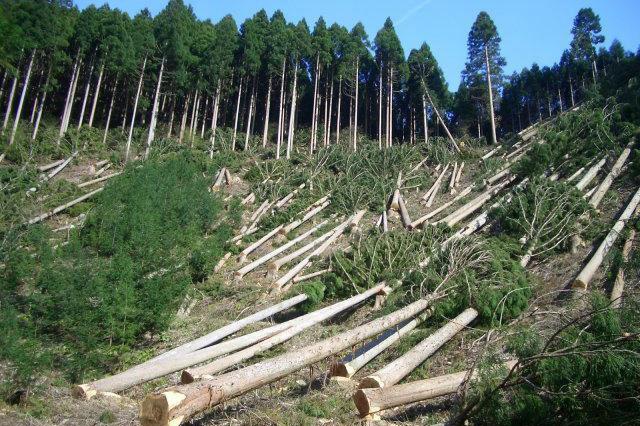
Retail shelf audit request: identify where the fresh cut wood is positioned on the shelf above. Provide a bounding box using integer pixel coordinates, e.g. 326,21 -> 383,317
72,293 -> 308,399
181,283 -> 389,383
353,360 -> 518,416
139,296 -> 434,426
267,226 -> 335,276
449,162 -> 458,194
26,187 -> 103,225
573,186 -> 640,290
292,268 -> 331,284
359,308 -> 477,389
425,164 -> 450,207
398,195 -> 412,229
422,164 -> 449,202
589,141 -> 634,208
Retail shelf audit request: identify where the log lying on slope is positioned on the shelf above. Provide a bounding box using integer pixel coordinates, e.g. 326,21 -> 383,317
139,296 -> 435,426
331,314 -> 427,379
353,360 -> 518,416
359,308 -> 478,389
181,283 -> 390,383
77,172 -> 121,188
573,186 -> 640,290
235,220 -> 328,279
398,195 -> 412,229
237,225 -> 285,264
42,151 -> 78,182
275,183 -> 305,209
410,186 -> 473,229
72,294 -> 309,399
281,199 -> 330,235
589,141 -> 634,208
424,164 -> 450,207
576,157 -> 607,191
26,187 -> 103,225
611,209 -> 638,308
267,226 -> 335,276
37,158 -> 64,173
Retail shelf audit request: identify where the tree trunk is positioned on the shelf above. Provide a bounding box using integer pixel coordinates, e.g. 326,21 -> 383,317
611,221 -> 636,308
27,187 -> 102,226
286,61 -> 299,159
322,79 -> 329,147
569,76 -> 575,107
589,142 -> 633,208
424,88 -> 460,153
209,81 -> 221,157
9,49 -> 36,145
326,77 -> 334,147
335,76 -> 342,145
139,296 -> 434,426
422,164 -> 450,203
484,46 -> 498,144
422,94 -> 429,143
353,59 -> 360,151
88,61 -> 105,127
182,284 -> 390,382
576,157 -> 607,191
262,76 -> 272,148
200,97 -> 208,139
573,187 -> 640,290
360,308 -> 477,389
145,56 -> 164,160
77,60 -> 95,129
33,65 -> 52,141
188,89 -> 199,140
1,69 -> 19,134
125,56 -> 147,162
178,95 -> 191,145
310,55 -> 320,152
332,315 -> 426,378
61,57 -> 82,140
558,87 -> 563,112
378,66 -> 383,149
354,360 -> 517,416
232,77 -> 243,151
412,186 -> 473,229
244,81 -> 256,151
101,77 -> 118,145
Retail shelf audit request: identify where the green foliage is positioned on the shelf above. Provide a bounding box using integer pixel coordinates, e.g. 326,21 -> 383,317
299,281 -> 326,312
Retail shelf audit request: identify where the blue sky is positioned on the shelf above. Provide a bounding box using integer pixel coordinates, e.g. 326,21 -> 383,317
75,0 -> 640,89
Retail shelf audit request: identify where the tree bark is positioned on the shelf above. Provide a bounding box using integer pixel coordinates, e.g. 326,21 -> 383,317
310,55 -> 320,152
424,85 -> 460,153
611,218 -> 636,308
139,295 -> 434,426
209,81 -> 221,156
27,187 -> 102,226
178,95 -> 191,145
125,56 -> 147,162
286,61 -> 299,159
589,142 -> 634,208
378,66 -> 383,149
232,77 -> 243,151
573,187 -> 640,290
32,67 -> 51,141
77,59 -> 95,129
262,76 -> 272,148
244,81 -> 256,151
576,157 -> 607,191
327,77 -> 334,147
2,67 -> 19,134
360,308 -> 478,389
422,94 -> 429,143
412,186 -> 473,229
9,49 -> 35,145
145,56 -> 165,160
101,77 -> 118,145
353,59 -> 360,151
335,76 -> 342,145
485,46 -> 498,145
354,360 -> 517,416
88,61 -> 105,127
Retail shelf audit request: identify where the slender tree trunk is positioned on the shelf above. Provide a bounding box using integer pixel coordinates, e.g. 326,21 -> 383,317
0,68 -> 7,103
59,56 -> 81,142
125,55 -> 147,162
244,80 -> 256,151
167,95 -> 175,138
29,66 -> 44,124
336,76 -> 342,145
102,77 -> 118,145
592,59 -> 598,84
144,56 -> 164,160
422,94 -> 429,143
210,81 -> 221,157
9,49 -> 36,145
77,60 -> 95,129
485,46 -> 498,145
262,76 -> 272,148
88,61 -> 105,127
32,64 -> 52,141
276,60 -> 287,158
353,58 -> 360,151
1,71 -> 18,134
569,76 -> 575,107
121,95 -> 128,132
310,55 -> 320,152
326,77 -> 334,147
558,87 -> 563,112
200,97 -> 208,138
378,66 -> 383,149
178,95 -> 191,145
322,81 -> 329,147
188,89 -> 198,138
286,61 -> 299,159
232,77 -> 243,151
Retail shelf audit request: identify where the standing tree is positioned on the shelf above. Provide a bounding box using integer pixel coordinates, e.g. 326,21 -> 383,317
462,11 -> 505,145
570,8 -> 604,84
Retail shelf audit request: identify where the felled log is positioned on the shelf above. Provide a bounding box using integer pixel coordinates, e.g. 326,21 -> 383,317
331,315 -> 426,379
139,296 -> 434,426
275,183 -> 306,209
72,294 -> 308,399
214,253 -> 231,272
425,164 -> 450,207
390,189 -> 401,211
95,159 -> 109,169
481,147 -> 500,160
237,225 -> 285,264
398,195 -> 412,229
449,162 -> 458,194
267,228 -> 334,276
437,177 -> 516,228
181,283 -> 389,383
224,169 -> 232,186
411,186 -> 473,229
409,157 -> 429,174
250,200 -> 270,223
455,162 -> 465,186
382,210 -> 389,233
244,200 -> 273,233
573,187 -> 640,290
94,163 -> 111,177
566,166 -> 586,182
212,167 -> 227,189
274,211 -> 365,290
78,172 -> 121,188
353,360 -> 518,416
281,200 -> 330,235
26,187 -> 103,225
611,211 -> 637,308
241,193 -> 255,205
292,268 -> 331,284
42,151 -> 78,182
424,90 -> 460,153
590,141 -> 634,208
506,142 -> 531,160
236,220 -> 328,279
422,164 -> 449,202
576,157 -> 607,191
359,308 -> 478,389
37,158 -> 64,172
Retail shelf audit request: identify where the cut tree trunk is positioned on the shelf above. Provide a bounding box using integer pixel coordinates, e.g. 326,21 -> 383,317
573,187 -> 640,290
611,212 -> 637,308
281,200 -> 330,235
145,56 -> 164,160
27,187 -> 103,225
354,360 -> 517,416
425,164 -> 450,207
331,314 -> 426,379
1,70 -> 18,134
449,162 -> 458,194
181,283 -> 390,383
590,141 -> 634,208
292,268 -> 331,284
139,296 -> 434,426
576,157 -> 606,191
78,172 -> 121,188
411,186 -> 473,229
231,78 -> 243,150
398,195 -> 411,229
238,225 -> 285,264
38,159 -> 64,173
424,87 -> 460,153
286,61 -> 299,159
42,151 -> 78,182
359,308 -> 478,389
268,227 -> 335,276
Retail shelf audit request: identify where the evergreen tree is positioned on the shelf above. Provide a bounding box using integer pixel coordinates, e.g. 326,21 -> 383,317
570,8 -> 604,83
